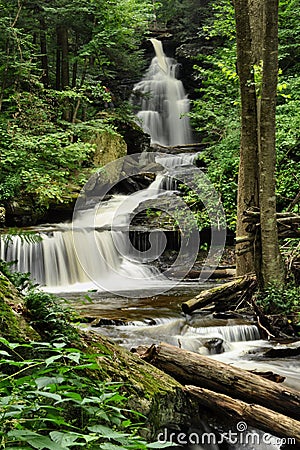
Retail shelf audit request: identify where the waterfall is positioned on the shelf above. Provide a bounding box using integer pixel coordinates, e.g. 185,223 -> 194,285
0,42 -> 202,293
0,229 -> 159,291
132,38 -> 193,146
0,153 -> 201,292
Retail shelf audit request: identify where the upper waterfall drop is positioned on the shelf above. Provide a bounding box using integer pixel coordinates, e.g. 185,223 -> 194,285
132,38 -> 193,147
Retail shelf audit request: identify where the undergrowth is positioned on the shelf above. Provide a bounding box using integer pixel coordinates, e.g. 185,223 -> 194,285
0,260 -> 79,344
0,261 -> 170,449
0,339 -> 166,450
256,282 -> 300,335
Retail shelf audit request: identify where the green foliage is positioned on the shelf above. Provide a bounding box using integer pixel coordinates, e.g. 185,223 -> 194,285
275,77 -> 300,212
256,282 -> 300,319
24,291 -> 79,345
0,339 -> 164,450
0,0 -> 155,214
0,115 -> 97,208
0,259 -> 78,344
189,0 -> 300,228
154,0 -> 212,41
0,259 -> 33,293
279,0 -> 300,75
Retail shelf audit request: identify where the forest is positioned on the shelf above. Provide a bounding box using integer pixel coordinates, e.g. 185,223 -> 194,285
0,0 -> 300,449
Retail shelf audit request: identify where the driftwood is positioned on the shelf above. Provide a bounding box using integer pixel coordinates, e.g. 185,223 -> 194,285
181,275 -> 256,314
137,342 -> 300,421
185,386 -> 300,444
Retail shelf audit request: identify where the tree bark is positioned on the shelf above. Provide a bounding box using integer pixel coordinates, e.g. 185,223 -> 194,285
185,386 -> 300,444
56,25 -> 69,90
137,342 -> 300,421
234,0 -> 260,277
258,0 -> 285,285
40,16 -> 49,88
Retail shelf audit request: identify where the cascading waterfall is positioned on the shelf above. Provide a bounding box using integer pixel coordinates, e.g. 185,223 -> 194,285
0,152 -> 198,291
132,38 -> 193,146
0,39 -> 197,292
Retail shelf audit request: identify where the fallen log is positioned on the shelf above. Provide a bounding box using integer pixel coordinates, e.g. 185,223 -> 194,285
181,275 -> 256,314
137,342 -> 300,421
185,386 -> 300,444
173,268 -> 236,280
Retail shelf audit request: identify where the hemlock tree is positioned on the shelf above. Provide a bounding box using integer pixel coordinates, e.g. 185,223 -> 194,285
234,0 -> 285,287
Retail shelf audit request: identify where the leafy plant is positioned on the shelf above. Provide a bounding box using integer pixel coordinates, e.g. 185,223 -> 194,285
256,282 -> 300,317
24,291 -> 80,345
0,259 -> 33,293
0,339 -> 167,449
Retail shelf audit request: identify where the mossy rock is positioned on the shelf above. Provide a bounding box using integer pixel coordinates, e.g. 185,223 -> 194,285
90,130 -> 127,167
0,273 -> 40,342
81,330 -> 200,439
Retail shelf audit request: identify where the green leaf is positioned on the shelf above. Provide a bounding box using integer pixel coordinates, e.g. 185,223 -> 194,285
32,390 -> 62,402
65,352 -> 81,364
99,444 -> 125,450
8,430 -> 65,450
45,354 -> 64,366
50,431 -> 98,446
35,377 -> 65,389
87,425 -> 129,441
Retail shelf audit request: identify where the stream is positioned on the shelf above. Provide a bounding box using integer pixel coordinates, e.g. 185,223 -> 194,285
0,39 -> 299,449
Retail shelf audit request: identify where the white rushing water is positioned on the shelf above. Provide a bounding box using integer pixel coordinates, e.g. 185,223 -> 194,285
0,153 -> 198,292
132,38 -> 193,146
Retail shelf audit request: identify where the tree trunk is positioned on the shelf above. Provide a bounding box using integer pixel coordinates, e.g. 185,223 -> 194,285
137,342 -> 300,421
72,32 -> 79,88
59,25 -> 69,89
56,25 -> 69,90
40,16 -> 49,88
234,0 -> 260,277
258,0 -> 285,285
56,31 -> 61,90
185,386 -> 300,444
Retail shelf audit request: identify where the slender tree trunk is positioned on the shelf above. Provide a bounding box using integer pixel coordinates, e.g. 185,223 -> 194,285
234,0 -> 260,276
259,0 -> 285,285
56,30 -> 61,90
56,24 -> 69,90
72,33 -> 79,88
40,17 -> 49,88
234,0 -> 285,287
59,25 -> 69,89
56,25 -> 70,121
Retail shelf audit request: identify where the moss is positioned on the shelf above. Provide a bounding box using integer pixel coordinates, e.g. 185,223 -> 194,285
0,273 -> 40,342
81,331 -> 199,439
90,130 -> 127,167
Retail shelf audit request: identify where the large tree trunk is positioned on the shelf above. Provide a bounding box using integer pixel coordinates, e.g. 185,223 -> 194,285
234,0 -> 260,277
185,386 -> 300,444
137,342 -> 300,421
258,0 -> 285,285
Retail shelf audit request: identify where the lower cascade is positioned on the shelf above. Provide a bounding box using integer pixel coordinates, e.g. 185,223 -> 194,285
0,153 -> 198,292
0,229 -> 158,291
